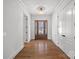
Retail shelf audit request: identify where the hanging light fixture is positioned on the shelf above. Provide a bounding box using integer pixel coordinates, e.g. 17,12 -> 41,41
37,6 -> 45,15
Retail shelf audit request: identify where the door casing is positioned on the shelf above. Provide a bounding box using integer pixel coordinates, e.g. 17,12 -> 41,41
35,20 -> 48,40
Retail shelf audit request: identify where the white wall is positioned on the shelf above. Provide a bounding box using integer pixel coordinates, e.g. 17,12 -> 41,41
52,12 -> 58,41
31,15 -> 52,40
3,0 -> 24,59
52,0 -> 75,59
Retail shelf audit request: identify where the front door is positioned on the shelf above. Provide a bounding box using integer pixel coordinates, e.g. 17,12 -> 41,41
35,20 -> 48,40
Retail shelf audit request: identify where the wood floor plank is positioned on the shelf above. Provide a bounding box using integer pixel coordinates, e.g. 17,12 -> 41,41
14,40 -> 70,59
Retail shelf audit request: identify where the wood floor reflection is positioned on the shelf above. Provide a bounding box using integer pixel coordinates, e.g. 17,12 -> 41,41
14,40 -> 70,59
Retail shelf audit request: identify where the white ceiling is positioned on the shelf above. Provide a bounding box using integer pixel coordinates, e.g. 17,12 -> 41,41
21,0 -> 73,15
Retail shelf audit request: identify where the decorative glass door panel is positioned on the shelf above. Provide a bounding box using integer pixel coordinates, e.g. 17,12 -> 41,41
35,20 -> 48,40
38,21 -> 44,34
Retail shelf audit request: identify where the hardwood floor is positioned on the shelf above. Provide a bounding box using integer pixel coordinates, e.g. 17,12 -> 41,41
14,40 -> 70,59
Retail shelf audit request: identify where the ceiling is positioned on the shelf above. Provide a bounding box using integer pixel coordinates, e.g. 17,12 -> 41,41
21,0 -> 73,15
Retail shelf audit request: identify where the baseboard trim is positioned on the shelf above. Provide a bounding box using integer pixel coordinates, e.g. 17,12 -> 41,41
50,39 -> 70,59
24,39 -> 32,43
10,44 -> 24,59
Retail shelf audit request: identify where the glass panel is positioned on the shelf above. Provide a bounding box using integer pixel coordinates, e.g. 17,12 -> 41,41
38,21 -> 44,34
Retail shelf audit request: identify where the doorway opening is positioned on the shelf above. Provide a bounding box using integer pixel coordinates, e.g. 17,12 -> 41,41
35,20 -> 48,40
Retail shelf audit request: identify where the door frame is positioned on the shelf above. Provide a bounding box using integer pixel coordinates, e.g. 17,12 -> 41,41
35,20 -> 48,40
